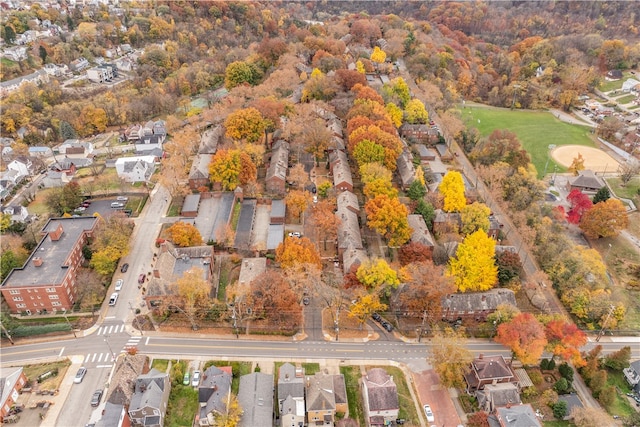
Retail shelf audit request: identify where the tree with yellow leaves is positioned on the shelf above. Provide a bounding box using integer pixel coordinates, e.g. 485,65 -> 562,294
371,46 -> 387,65
404,99 -> 429,124
224,107 -> 267,143
360,162 -> 393,184
275,236 -> 322,271
356,258 -> 400,292
174,267 -> 211,326
363,178 -> 398,200
209,149 -> 257,191
428,326 -> 473,388
439,170 -> 466,212
447,230 -> 497,292
165,221 -> 203,247
385,102 -> 403,128
348,293 -> 387,330
285,190 -> 312,222
356,60 -> 366,74
460,202 -> 491,235
365,194 -> 411,247
568,153 -> 585,176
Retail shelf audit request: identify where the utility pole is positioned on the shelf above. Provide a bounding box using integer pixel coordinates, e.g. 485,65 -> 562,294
595,305 -> 615,342
334,303 -> 341,342
104,335 -> 116,361
0,320 -> 14,345
62,309 -> 77,338
417,310 -> 428,343
231,302 -> 239,339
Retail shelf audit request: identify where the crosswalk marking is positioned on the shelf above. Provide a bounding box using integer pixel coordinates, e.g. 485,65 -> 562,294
96,324 -> 126,335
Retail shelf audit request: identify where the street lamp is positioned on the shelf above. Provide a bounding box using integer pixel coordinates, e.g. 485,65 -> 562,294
104,335 -> 116,361
62,309 -> 77,338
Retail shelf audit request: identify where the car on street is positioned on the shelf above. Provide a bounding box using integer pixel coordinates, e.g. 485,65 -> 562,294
303,297 -> 310,305
138,273 -> 146,284
74,206 -> 86,212
381,321 -> 393,332
183,371 -> 190,385
191,370 -> 201,387
90,389 -> 103,406
81,201 -> 91,208
372,313 -> 382,322
423,404 -> 435,422
74,367 -> 87,384
115,279 -> 123,291
108,292 -> 118,306
121,263 -> 129,273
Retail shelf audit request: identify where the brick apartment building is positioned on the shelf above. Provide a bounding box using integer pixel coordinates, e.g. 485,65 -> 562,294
1,217 -> 98,314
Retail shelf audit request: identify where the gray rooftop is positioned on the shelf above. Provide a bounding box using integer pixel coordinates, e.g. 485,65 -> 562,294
442,289 -> 516,314
182,194 -> 201,212
407,214 -> 434,247
270,199 -> 286,219
364,368 -> 399,412
238,372 -> 274,427
278,363 -> 304,402
1,217 -> 98,288
267,224 -> 284,250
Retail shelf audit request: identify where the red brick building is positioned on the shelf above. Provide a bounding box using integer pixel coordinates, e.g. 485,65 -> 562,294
1,217 -> 98,314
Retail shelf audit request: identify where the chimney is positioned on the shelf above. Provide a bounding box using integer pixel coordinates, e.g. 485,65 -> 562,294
479,353 -> 484,359
33,257 -> 43,267
49,223 -> 64,241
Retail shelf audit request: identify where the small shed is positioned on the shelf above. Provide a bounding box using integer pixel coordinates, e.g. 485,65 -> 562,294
181,194 -> 200,217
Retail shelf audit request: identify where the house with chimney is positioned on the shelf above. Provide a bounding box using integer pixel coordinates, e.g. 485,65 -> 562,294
362,368 -> 399,427
396,148 -> 416,191
0,217 -> 98,314
463,355 -> 519,394
441,289 -> 517,323
406,214 -> 434,258
490,404 -> 542,427
265,140 -> 289,195
329,150 -> 353,193
189,154 -> 212,190
197,365 -> 233,426
0,367 -> 28,419
128,369 -> 171,427
277,363 -> 305,427
305,372 -> 347,427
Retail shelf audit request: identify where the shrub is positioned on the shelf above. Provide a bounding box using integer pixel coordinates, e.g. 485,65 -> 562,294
553,400 -> 568,419
540,358 -> 549,370
547,358 -> 556,370
522,386 -> 538,399
528,370 -> 543,386
558,363 -> 573,381
553,377 -> 570,394
598,385 -> 616,408
541,389 -> 559,407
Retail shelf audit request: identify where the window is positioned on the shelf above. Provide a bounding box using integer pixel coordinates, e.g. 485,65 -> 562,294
16,304 -> 26,308
12,297 -> 23,301
46,288 -> 55,293
52,302 -> 61,307
49,295 -> 59,300
9,290 -> 20,295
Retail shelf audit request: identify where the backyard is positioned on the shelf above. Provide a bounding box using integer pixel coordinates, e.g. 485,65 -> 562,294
461,106 -> 596,178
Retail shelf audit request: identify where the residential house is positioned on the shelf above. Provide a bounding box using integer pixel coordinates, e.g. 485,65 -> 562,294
199,126 -> 222,154
58,140 -> 94,157
116,56 -> 136,72
0,367 -> 28,419
237,372 -> 274,427
277,363 -> 305,427
70,57 -> 90,72
396,148 -> 416,190
87,65 -> 114,83
624,360 -> 640,392
99,354 -> 149,427
43,159 -> 82,188
442,289 -> 516,323
432,209 -> 461,235
0,69 -> 49,97
305,372 -> 348,427
1,205 -> 29,223
115,155 -> 156,183
0,217 -> 98,314
488,214 -> 504,239
128,369 -> 171,427
399,124 -> 439,144
125,124 -> 144,141
1,169 -> 24,189
197,365 -> 233,426
135,134 -> 165,157
606,69 -> 623,80
342,247 -> 367,275
28,146 -> 53,158
475,383 -> 521,413
2,46 -> 28,61
406,215 -> 434,257
362,368 -> 399,427
266,140 -> 289,195
464,354 -> 519,394
7,156 -> 33,177
566,170 -> 605,194
143,120 -> 167,137
329,150 -> 353,192
326,118 -> 344,138
145,243 -> 213,309
189,154 -> 212,190
492,404 -> 542,427
336,191 -> 363,256
43,63 -> 67,76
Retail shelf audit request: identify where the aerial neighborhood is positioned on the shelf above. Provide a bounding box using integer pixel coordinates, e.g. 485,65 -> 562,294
1,1 -> 640,427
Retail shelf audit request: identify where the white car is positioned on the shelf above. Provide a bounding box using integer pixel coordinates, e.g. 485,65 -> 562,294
116,196 -> 128,201
191,370 -> 201,387
423,404 -> 435,423
74,367 -> 87,384
288,232 -> 302,238
115,279 -> 123,291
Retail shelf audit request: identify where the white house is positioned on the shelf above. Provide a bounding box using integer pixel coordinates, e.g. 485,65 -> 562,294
1,205 -> 29,223
115,156 -> 157,183
7,157 -> 32,177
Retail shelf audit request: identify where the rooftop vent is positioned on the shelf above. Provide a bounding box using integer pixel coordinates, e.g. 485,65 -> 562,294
33,257 -> 43,267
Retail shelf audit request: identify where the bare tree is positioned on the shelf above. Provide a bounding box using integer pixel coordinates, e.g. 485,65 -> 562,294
618,160 -> 640,186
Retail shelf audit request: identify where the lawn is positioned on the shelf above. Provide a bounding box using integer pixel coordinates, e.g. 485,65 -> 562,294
614,94 -> 637,105
598,72 -> 635,92
341,365 -> 365,425
151,358 -> 170,373
23,360 -> 71,391
165,385 -> 198,427
606,176 -> 640,207
461,106 -> 596,178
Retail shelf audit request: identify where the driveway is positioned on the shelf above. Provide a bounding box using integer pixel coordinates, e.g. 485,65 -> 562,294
194,196 -> 220,242
251,204 -> 270,250
412,369 -> 463,427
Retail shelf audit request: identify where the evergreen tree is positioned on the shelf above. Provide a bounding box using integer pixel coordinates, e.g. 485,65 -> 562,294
592,186 -> 611,204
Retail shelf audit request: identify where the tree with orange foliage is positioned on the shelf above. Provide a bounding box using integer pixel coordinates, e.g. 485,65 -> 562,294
579,198 -> 628,238
365,194 -> 411,247
544,318 -> 587,367
275,236 -> 322,271
352,83 -> 385,105
165,221 -> 203,247
495,312 -> 547,365
285,190 -> 312,222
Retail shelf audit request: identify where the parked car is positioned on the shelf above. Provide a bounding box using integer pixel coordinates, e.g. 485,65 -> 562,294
120,263 -> 129,273
116,196 -> 128,201
110,202 -> 124,209
382,321 -> 393,332
90,389 -> 103,406
108,293 -> 118,306
302,297 -> 310,305
423,404 -> 435,423
191,370 -> 201,387
183,372 -> 190,385
372,313 -> 382,322
288,232 -> 302,238
74,367 -> 87,384
138,273 -> 146,284
115,279 -> 123,291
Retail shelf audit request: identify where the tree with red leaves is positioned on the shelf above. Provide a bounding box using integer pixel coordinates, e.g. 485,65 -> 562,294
566,189 -> 592,224
544,318 -> 587,367
495,312 -> 547,365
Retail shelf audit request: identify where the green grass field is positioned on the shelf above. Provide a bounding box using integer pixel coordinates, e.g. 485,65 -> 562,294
461,107 -> 596,177
598,71 -> 636,92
